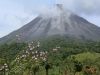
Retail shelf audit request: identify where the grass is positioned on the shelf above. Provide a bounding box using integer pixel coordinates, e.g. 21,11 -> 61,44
70,52 -> 100,61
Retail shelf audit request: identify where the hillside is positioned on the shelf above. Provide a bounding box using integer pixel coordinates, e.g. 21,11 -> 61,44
1,4 -> 100,44
0,35 -> 100,75
70,52 -> 100,61
1,3 -> 100,75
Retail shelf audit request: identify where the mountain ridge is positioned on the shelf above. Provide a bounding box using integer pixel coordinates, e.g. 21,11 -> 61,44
0,4 -> 100,44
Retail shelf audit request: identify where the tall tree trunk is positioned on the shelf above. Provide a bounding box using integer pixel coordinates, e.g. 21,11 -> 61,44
64,68 -> 67,75
46,69 -> 48,75
34,71 -> 36,75
59,68 -> 60,74
74,71 -> 76,75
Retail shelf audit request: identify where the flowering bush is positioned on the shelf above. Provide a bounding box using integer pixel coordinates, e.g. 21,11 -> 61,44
0,34 -> 60,75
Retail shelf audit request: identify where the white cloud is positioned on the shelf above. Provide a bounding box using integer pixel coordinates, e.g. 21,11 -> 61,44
35,4 -> 63,18
57,0 -> 100,27
0,0 -> 37,37
0,0 -> 100,38
58,0 -> 100,15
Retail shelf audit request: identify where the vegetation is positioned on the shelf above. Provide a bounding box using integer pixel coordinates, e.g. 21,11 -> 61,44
0,34 -> 100,75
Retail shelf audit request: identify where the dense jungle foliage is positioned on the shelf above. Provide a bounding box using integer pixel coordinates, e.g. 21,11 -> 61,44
0,35 -> 100,75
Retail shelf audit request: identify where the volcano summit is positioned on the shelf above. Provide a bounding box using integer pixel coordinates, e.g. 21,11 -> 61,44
0,4 -> 100,44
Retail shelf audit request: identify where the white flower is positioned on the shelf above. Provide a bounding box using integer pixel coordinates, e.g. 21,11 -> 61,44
0,68 -> 2,71
5,69 -> 8,71
2,66 -> 4,69
5,65 -> 8,68
56,46 -> 60,49
30,48 -> 33,51
16,35 -> 18,37
37,44 -> 40,48
43,58 -> 46,62
32,52 -> 34,54
22,55 -> 26,58
20,34 -> 23,36
40,53 -> 43,57
53,48 -> 57,52
35,51 -> 38,54
28,43 -> 31,46
45,51 -> 48,54
32,56 -> 35,59
33,46 -> 35,49
35,57 -> 37,60
26,51 -> 28,54
4,63 -> 7,66
17,58 -> 20,60
38,42 -> 40,45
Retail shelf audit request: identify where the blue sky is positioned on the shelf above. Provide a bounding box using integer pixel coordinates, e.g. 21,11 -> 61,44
0,0 -> 100,38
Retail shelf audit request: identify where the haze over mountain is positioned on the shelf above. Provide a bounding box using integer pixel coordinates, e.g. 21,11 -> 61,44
0,4 -> 100,44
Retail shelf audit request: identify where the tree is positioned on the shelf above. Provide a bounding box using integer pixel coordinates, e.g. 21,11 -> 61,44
74,60 -> 83,75
45,62 -> 51,75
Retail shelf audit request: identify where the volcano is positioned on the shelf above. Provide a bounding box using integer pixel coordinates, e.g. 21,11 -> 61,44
0,4 -> 100,44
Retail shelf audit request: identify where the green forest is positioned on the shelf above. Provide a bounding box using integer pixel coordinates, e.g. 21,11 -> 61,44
0,35 -> 100,75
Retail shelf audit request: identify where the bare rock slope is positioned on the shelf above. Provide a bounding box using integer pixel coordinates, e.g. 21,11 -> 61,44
0,4 -> 100,44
